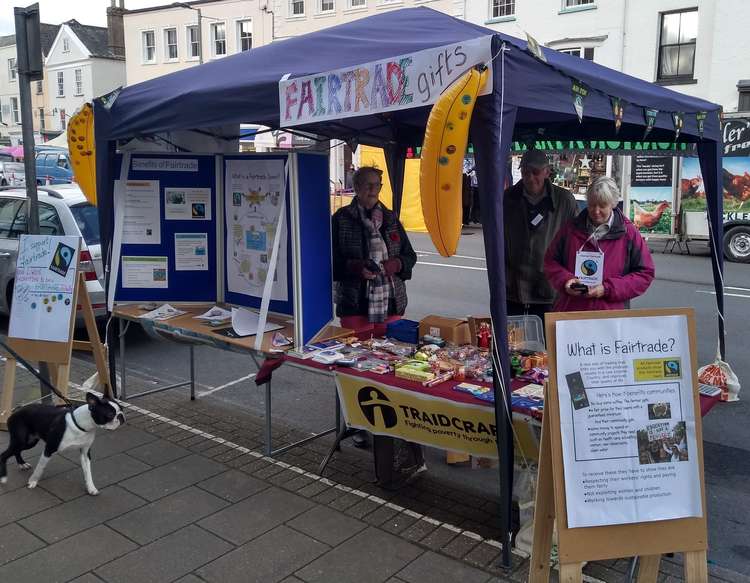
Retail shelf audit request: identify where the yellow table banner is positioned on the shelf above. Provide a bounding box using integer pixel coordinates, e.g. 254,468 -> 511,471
335,372 -> 498,458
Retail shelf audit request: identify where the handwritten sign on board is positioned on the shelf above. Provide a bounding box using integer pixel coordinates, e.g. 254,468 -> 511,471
279,36 -> 493,127
8,235 -> 80,343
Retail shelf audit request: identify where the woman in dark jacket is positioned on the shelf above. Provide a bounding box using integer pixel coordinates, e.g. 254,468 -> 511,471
332,166 -> 417,334
331,166 -> 421,462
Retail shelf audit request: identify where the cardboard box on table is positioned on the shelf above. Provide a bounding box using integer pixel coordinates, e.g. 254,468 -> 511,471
419,315 -> 470,345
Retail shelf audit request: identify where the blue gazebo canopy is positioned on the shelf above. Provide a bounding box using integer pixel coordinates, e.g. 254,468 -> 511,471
94,8 -> 725,565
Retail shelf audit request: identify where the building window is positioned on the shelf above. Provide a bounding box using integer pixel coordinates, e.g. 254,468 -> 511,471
348,0 -> 365,7
319,0 -> 334,12
10,97 -> 19,124
60,109 -> 66,130
187,25 -> 200,59
142,30 -> 156,63
563,0 -> 594,7
738,82 -> 750,112
63,38 -> 70,52
74,69 -> 83,95
164,28 -> 178,60
658,9 -> 697,81
36,80 -> 43,94
211,23 -> 226,56
39,107 -> 45,131
290,0 -> 305,16
8,58 -> 16,82
237,20 -> 252,51
490,0 -> 514,18
57,71 -> 64,97
558,47 -> 595,60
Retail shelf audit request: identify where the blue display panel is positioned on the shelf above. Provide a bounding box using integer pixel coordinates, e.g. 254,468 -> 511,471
296,152 -> 333,344
114,153 -> 218,302
222,154 -> 294,316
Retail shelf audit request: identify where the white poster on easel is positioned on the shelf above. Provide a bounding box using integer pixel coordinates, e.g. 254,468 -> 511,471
9,235 -> 80,343
225,159 -> 288,301
555,315 -> 701,528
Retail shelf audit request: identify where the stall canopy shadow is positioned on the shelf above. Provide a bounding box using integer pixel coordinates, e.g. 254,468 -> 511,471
93,6 -> 724,567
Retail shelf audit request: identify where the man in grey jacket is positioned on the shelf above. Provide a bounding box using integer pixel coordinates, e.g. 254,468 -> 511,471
503,149 -> 577,321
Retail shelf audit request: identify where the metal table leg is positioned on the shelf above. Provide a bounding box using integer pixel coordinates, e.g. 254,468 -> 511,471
265,379 -> 272,456
119,317 -> 128,400
189,344 -> 196,401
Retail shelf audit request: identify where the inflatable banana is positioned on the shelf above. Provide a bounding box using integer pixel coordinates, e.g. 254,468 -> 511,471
67,103 -> 97,205
420,67 -> 488,257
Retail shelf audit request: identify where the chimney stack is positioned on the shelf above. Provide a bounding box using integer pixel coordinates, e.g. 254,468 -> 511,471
107,0 -> 126,58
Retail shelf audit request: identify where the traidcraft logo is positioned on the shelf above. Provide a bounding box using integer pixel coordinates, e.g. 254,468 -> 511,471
357,386 -> 398,429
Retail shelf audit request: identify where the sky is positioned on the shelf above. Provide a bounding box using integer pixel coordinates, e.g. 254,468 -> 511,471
0,1 -> 170,36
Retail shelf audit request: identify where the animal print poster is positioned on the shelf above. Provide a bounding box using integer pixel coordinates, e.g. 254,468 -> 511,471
681,156 -> 750,213
225,159 -> 288,301
629,156 -> 675,235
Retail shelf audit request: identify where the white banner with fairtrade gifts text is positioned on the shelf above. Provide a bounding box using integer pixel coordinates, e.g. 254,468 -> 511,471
279,36 -> 493,127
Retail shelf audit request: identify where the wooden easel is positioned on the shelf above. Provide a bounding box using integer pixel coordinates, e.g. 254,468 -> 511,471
0,272 -> 111,430
529,308 -> 708,583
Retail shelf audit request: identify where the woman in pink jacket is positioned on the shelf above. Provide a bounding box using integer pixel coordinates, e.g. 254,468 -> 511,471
544,177 -> 655,311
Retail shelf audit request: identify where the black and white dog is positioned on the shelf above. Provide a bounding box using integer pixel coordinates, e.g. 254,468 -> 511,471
0,393 -> 125,495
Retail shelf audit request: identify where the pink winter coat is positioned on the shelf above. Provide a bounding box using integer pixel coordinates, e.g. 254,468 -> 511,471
544,209 -> 655,311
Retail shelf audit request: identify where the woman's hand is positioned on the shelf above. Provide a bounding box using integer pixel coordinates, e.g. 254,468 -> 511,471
586,284 -> 605,298
564,278 -> 582,296
380,257 -> 402,276
347,259 -> 377,280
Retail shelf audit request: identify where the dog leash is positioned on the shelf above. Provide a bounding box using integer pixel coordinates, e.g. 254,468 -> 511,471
0,339 -> 74,408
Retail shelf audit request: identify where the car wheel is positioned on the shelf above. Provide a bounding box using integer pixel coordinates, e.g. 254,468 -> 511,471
724,226 -> 750,263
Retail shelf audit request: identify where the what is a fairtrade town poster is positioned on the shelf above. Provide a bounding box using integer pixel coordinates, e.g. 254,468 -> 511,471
9,235 -> 80,343
555,315 -> 701,528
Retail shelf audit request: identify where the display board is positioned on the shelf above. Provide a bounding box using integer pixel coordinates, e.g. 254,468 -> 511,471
294,152 -> 335,345
529,308 -> 707,583
109,151 -> 333,346
223,154 -> 293,315
114,153 -> 218,302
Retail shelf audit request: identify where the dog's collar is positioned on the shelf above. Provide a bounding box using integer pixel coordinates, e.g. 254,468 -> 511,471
68,410 -> 89,433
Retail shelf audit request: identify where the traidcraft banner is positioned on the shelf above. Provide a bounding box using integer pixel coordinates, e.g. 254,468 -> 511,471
336,372 -> 498,458
279,37 -> 493,128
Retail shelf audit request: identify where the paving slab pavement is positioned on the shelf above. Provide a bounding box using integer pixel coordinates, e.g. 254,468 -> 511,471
0,355 -> 747,582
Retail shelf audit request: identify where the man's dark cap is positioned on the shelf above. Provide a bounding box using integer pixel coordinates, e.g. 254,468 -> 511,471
520,149 -> 550,168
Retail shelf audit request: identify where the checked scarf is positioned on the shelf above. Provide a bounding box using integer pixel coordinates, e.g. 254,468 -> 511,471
359,204 -> 392,323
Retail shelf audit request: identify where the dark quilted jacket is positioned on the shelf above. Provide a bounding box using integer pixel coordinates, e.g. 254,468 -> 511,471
331,198 -> 417,317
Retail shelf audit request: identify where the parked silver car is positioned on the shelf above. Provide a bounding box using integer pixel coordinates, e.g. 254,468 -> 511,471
0,184 -> 106,323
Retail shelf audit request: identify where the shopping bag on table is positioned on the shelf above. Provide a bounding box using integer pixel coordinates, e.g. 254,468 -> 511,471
698,346 -> 740,402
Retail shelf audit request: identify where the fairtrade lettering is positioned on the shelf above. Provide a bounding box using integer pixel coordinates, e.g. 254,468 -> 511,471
284,82 -> 299,121
353,68 -> 370,112
327,73 -> 342,114
313,76 -> 326,116
341,70 -> 355,112
297,80 -> 315,118
399,57 -> 414,105
386,61 -> 404,104
370,63 -> 389,109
